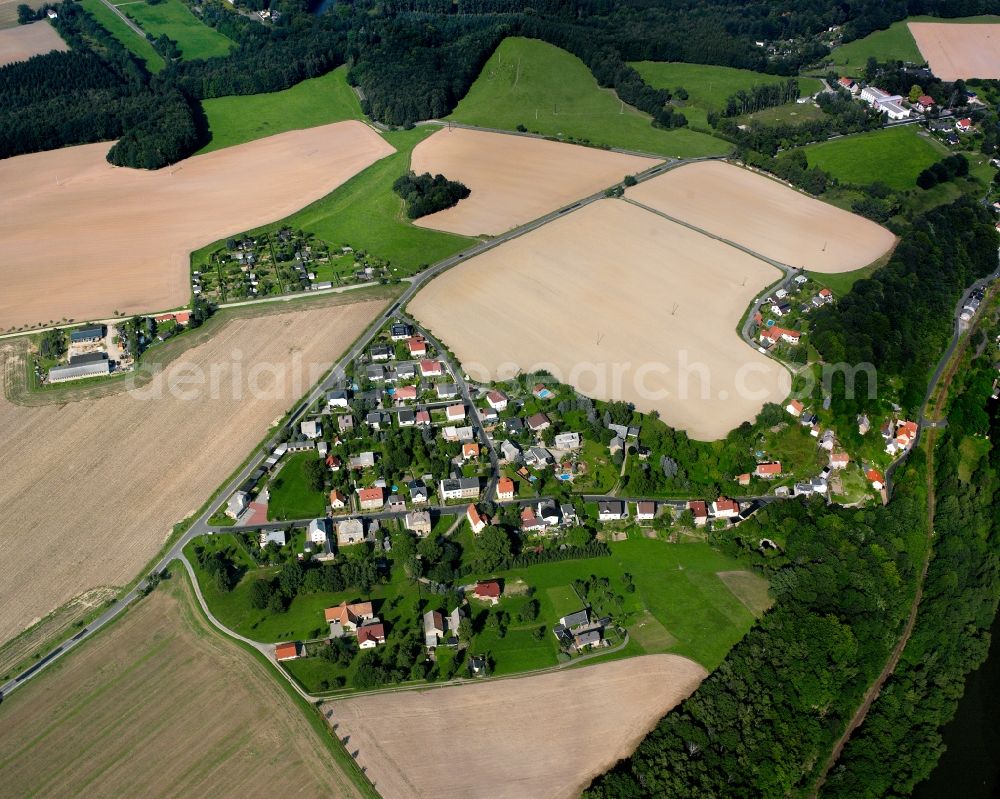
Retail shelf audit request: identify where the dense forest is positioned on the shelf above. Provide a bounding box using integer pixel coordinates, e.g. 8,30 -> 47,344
822,351 -> 1000,797
585,474 -> 928,797
392,172 -> 471,219
810,197 -> 997,413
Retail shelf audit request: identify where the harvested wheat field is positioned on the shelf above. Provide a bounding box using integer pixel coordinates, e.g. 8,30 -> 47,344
0,294 -> 387,647
626,160 -> 896,272
0,120 -> 393,330
411,127 -> 657,236
0,20 -> 67,66
327,655 -> 705,799
410,199 -> 789,440
0,573 -> 366,798
909,22 -> 1000,81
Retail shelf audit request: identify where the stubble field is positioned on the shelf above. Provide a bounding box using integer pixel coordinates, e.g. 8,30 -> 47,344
0,20 -> 67,66
0,572 -> 366,798
908,22 -> 1000,80
0,295 -> 386,648
409,198 -> 789,440
0,120 -> 393,330
327,655 -> 706,799
410,127 -> 658,235
625,160 -> 896,272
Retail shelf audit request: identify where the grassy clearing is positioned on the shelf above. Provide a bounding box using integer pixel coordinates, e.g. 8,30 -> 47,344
802,126 -> 945,190
118,0 -> 233,60
958,435 -> 991,482
739,99 -> 826,125
258,127 -> 473,272
267,450 -> 327,520
807,247 -> 894,295
198,67 -> 363,153
449,37 -> 731,158
715,570 -> 772,615
0,569 -> 373,798
633,61 -> 821,129
79,0 -> 165,72
825,21 -> 923,75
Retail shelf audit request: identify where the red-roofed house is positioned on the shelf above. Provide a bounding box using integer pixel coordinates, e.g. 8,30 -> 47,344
407,336 -> 427,357
755,461 -> 782,478
520,506 -> 545,531
274,642 -> 299,661
357,623 -> 386,649
395,385 -> 418,403
467,503 -> 488,534
419,359 -> 444,377
325,601 -> 375,631
838,77 -> 859,94
526,412 -> 551,432
496,477 -> 515,500
327,454 -> 342,472
737,473 -> 751,486
818,288 -> 832,299
463,442 -> 480,460
916,94 -> 934,112
830,451 -> 850,469
711,497 -> 740,518
487,390 -> 508,410
358,486 -> 384,510
786,399 -> 804,416
636,501 -> 657,521
866,469 -> 885,490
688,500 -> 709,526
415,409 -> 431,426
956,117 -> 973,133
329,489 -> 347,510
446,404 -> 466,422
473,580 -> 501,604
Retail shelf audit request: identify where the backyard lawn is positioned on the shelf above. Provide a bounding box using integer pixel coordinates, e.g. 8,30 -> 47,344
267,451 -> 327,521
449,37 -> 731,158
198,67 -> 364,153
632,61 -> 821,129
80,0 -> 165,72
801,126 -> 945,190
119,0 -> 233,60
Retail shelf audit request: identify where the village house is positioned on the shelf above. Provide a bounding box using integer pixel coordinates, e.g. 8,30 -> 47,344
407,336 -> 427,357
326,389 -> 350,408
329,489 -> 347,510
398,409 -> 416,426
462,442 -> 480,460
385,494 -> 406,513
423,610 -> 446,649
395,385 -> 418,403
526,412 -> 551,432
446,404 -> 466,422
500,440 -> 521,463
408,480 -> 429,504
326,600 -> 375,636
537,500 -> 560,526
520,506 -> 546,532
358,487 -> 384,511
440,477 -> 480,500
636,501 -> 657,521
390,323 -> 412,341
754,461 -> 782,479
711,497 -> 740,519
357,623 -> 386,649
525,447 -> 554,468
857,414 -> 871,435
338,414 -> 355,433
300,419 -> 322,439
486,390 -> 508,410
837,76 -> 859,94
532,384 -> 554,399
274,642 -> 299,661
866,469 -> 885,491
480,407 -> 499,423
371,344 -> 392,361
785,399 -> 804,416
820,430 -> 836,451
415,409 -> 432,426
366,411 -> 384,431
737,473 -> 751,486
598,500 -> 627,521
496,476 -> 515,500
467,504 -> 488,534
350,451 -> 376,470
915,94 -> 935,112
442,425 -> 475,443
259,529 -> 286,548
473,580 -> 502,605
366,364 -> 386,382
956,117 -> 973,133
419,359 -> 444,378
405,510 -> 432,536
561,504 -> 578,526
830,451 -> 850,469
688,500 -> 709,526
226,490 -> 249,519
336,518 -> 365,546
395,362 -> 417,381
554,431 -> 581,450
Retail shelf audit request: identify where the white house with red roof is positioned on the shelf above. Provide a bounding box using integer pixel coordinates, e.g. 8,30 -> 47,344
473,580 -> 501,604
866,468 -> 885,491
446,404 -> 466,422
830,451 -> 850,469
688,500 -> 709,526
358,486 -> 384,511
496,476 -> 515,500
755,461 -> 782,478
486,390 -> 508,410
419,359 -> 444,377
956,117 -> 973,133
357,622 -> 386,649
467,503 -> 488,534
395,385 -> 418,403
407,336 -> 427,356
786,399 -> 804,416
711,497 -> 740,519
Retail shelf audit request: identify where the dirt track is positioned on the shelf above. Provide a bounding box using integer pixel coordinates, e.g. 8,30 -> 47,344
411,127 -> 657,235
908,22 -> 1000,81
0,297 -> 384,648
327,654 -> 706,799
626,160 -> 896,273
0,573 -> 364,798
0,20 -> 66,66
410,198 -> 789,440
0,121 -> 393,330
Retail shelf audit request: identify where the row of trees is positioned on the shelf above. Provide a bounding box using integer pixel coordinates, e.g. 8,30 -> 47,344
916,153 -> 969,190
721,78 -> 800,117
